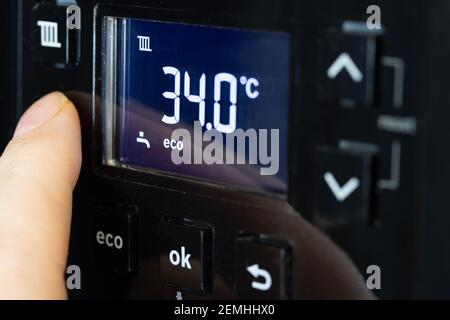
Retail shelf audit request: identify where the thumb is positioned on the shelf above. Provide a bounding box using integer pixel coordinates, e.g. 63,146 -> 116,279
0,92 -> 81,299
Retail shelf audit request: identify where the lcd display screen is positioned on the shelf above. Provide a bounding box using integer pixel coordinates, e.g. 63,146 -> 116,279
103,17 -> 291,194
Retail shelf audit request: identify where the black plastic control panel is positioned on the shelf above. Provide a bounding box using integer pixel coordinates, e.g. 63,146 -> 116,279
3,0 -> 450,299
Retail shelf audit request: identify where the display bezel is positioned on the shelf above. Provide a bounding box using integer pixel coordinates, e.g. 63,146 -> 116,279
93,4 -> 299,199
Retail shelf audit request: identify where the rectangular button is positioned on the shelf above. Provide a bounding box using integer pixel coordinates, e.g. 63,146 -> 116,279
320,21 -> 383,108
31,2 -> 80,67
236,237 -> 292,299
314,148 -> 374,227
159,221 -> 212,292
93,206 -> 138,274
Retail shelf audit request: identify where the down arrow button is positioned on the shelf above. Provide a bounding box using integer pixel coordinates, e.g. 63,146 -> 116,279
323,172 -> 360,202
314,148 -> 374,226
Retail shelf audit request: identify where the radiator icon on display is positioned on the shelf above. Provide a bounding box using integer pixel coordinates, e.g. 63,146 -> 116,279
137,35 -> 152,52
136,131 -> 150,149
37,20 -> 62,48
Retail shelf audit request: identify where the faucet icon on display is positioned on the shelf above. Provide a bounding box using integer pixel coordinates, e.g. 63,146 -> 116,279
136,131 -> 150,149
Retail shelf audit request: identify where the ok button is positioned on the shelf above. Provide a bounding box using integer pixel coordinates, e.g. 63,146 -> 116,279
159,221 -> 212,292
169,246 -> 192,269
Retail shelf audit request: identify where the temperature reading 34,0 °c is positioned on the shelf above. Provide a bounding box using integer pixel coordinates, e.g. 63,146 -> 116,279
161,66 -> 260,133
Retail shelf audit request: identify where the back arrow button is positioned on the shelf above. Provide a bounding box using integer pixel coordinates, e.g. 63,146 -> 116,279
246,264 -> 272,291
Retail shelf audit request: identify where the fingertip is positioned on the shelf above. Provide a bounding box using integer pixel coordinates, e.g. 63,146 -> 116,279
14,91 -> 70,138
2,91 -> 82,191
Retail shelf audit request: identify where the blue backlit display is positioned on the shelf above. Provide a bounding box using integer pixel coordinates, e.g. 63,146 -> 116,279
106,17 -> 291,193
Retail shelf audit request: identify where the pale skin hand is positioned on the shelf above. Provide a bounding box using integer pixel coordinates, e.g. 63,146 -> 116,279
0,92 -> 81,299
0,92 -> 371,300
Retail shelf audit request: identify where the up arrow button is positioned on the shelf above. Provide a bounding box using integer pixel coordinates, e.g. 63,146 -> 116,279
319,21 -> 382,107
327,52 -> 363,83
